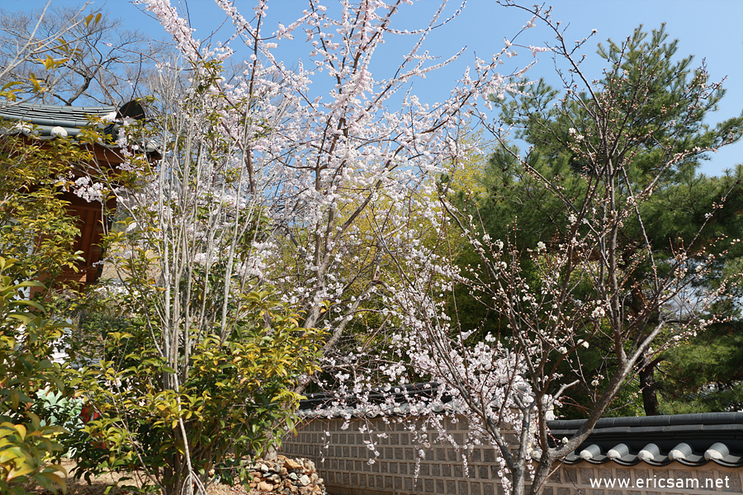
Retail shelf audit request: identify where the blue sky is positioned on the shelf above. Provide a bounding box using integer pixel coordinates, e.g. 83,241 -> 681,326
9,0 -> 743,176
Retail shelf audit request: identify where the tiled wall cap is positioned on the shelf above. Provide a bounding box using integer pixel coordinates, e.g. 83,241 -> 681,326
579,444 -> 602,460
607,443 -> 630,460
638,443 -> 660,461
668,442 -> 693,461
704,442 -> 729,461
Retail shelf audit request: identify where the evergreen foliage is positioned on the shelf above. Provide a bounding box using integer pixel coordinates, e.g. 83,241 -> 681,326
459,24 -> 743,417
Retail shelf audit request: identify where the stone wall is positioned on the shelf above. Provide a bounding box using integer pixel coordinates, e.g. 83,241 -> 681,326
281,416 -> 743,495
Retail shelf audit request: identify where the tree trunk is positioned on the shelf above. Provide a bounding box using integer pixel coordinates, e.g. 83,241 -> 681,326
511,468 -> 526,495
639,357 -> 660,416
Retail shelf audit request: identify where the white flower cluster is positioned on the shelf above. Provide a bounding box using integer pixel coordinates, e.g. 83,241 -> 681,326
72,176 -> 104,203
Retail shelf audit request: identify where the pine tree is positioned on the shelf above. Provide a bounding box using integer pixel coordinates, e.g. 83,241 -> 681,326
464,24 -> 743,416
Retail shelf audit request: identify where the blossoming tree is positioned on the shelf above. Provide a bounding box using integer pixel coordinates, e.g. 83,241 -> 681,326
368,6 -> 742,495
75,1 -> 547,494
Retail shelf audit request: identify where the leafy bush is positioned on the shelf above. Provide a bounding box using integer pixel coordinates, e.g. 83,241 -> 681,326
71,290 -> 324,494
33,388 -> 83,430
0,131 -> 87,290
31,387 -> 83,458
0,258 -> 69,494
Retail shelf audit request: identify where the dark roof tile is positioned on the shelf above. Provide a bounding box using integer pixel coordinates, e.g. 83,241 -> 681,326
0,102 -> 116,138
550,412 -> 743,467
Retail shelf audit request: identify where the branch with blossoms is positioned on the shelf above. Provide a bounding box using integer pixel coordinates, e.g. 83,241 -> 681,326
395,5 -> 741,495
131,0 -> 550,374
351,142 -> 739,495
301,5 -> 743,495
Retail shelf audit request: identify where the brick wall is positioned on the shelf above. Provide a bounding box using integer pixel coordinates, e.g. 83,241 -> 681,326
281,416 -> 743,495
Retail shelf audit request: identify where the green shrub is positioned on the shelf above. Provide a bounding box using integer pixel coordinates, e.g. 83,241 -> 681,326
70,290 -> 324,494
0,258 -> 69,494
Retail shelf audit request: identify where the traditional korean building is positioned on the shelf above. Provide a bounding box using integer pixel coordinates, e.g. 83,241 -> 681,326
0,101 -> 156,287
